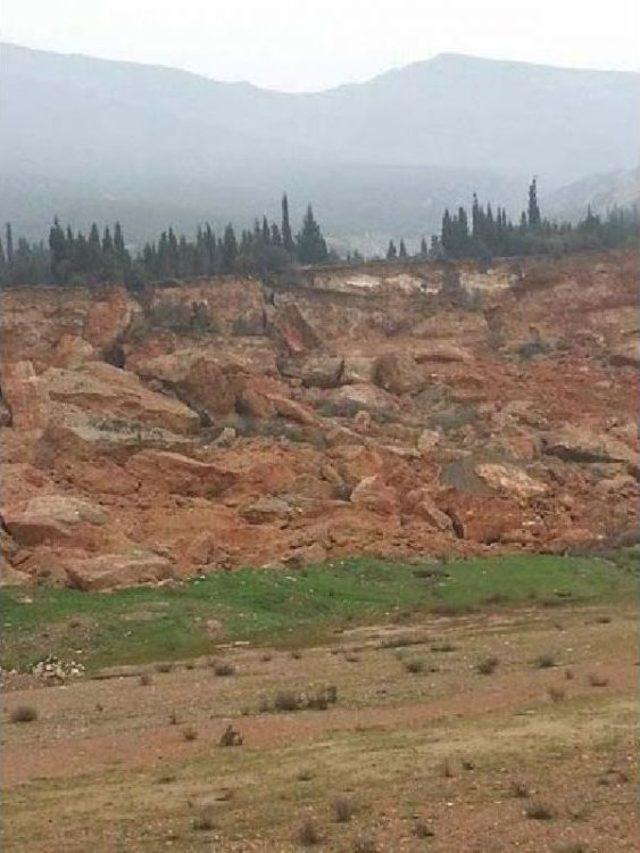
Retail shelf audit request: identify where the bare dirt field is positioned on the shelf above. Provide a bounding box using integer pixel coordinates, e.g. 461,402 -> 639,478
2,595 -> 637,852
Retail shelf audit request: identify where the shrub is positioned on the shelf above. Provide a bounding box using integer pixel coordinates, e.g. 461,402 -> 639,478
548,686 -> 566,703
430,641 -> 455,652
439,758 -> 455,778
168,711 -> 178,725
332,797 -> 354,823
182,727 -> 197,741
261,652 -> 273,662
10,705 -> 37,723
534,653 -> 556,669
192,810 -> 216,831
139,672 -> 153,686
155,662 -> 173,673
525,802 -> 555,820
476,656 -> 499,675
297,768 -> 314,782
291,650 -> 303,660
297,818 -> 322,846
274,690 -> 302,712
511,781 -> 530,798
413,820 -> 434,838
352,834 -> 377,852
213,661 -> 235,677
404,658 -> 425,674
219,724 -> 243,747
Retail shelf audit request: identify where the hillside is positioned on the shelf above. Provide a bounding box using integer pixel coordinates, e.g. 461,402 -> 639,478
1,43 -> 638,246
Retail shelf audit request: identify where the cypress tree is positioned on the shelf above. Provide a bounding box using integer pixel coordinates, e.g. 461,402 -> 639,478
528,177 -> 541,228
281,193 -> 294,252
295,205 -> 328,264
399,239 -> 408,259
386,240 -> 398,260
5,223 -> 14,267
221,224 -> 238,272
420,237 -> 428,256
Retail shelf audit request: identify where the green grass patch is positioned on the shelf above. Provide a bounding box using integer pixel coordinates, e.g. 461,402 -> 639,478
0,552 -> 635,671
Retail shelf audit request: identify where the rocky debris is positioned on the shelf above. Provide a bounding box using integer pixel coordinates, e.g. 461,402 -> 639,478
444,494 -> 525,544
610,337 -> 640,367
413,342 -> 473,363
213,427 -> 237,448
269,302 -> 321,355
327,383 -> 400,416
402,489 -> 453,531
542,426 -> 637,465
474,463 -> 548,499
32,654 -> 85,684
416,429 -> 441,454
125,450 -> 236,497
375,351 -> 426,395
82,288 -> 137,349
298,356 -> 344,388
0,561 -> 31,587
52,334 -> 96,369
64,551 -> 175,591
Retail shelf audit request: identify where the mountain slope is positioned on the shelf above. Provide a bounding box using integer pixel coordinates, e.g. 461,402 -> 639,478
1,43 -> 638,245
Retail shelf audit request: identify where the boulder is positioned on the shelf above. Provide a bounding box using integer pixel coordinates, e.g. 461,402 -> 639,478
474,462 -> 548,499
64,551 -> 174,591
2,495 -> 107,546
375,351 -> 426,395
269,302 -> 321,355
0,360 -> 49,429
413,342 -> 473,364
83,289 -> 137,349
340,356 -> 376,385
350,475 -> 398,514
42,362 -> 200,434
416,429 -> 440,454
403,488 -> 453,531
52,334 -> 96,368
299,356 -> 344,388
240,497 -> 292,525
542,426 -> 637,465
328,383 -> 399,416
125,450 -> 237,497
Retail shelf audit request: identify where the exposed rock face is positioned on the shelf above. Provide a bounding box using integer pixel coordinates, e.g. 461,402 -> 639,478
0,250 -> 638,588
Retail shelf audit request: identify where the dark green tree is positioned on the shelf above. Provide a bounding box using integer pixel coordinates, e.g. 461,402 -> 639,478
281,193 -> 294,253
295,205 -> 328,264
528,177 -> 541,229
220,224 -> 238,272
386,240 -> 398,260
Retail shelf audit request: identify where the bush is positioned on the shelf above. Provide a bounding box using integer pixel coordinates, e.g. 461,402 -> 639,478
297,818 -> 322,846
274,690 -> 302,712
183,727 -> 197,741
404,658 -> 425,674
534,653 -> 556,669
476,656 -> 499,675
511,781 -> 530,798
213,661 -> 235,677
155,662 -> 173,673
10,705 -> 37,723
413,820 -> 434,838
525,802 -> 555,820
139,672 -> 153,686
192,809 -> 216,831
430,641 -> 455,652
219,724 -> 243,747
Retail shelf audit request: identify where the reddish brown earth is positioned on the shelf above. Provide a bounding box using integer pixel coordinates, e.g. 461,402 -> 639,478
1,251 -> 638,589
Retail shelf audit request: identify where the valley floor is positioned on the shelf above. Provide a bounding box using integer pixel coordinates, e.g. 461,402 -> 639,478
1,554 -> 638,851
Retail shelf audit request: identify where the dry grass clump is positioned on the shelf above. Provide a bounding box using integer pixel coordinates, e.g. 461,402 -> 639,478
192,809 -> 216,831
168,710 -> 178,725
588,673 -> 609,687
219,724 -> 243,747
212,660 -> 235,677
548,685 -> 566,703
138,672 -> 153,686
404,658 -> 425,674
476,655 -> 499,675
10,705 -> 38,723
430,641 -> 455,652
511,780 -> 530,798
525,801 -> 555,820
332,796 -> 354,823
155,662 -> 173,673
182,726 -> 197,741
352,833 -> 377,852
413,820 -> 435,838
297,817 -> 322,846
270,684 -> 338,713
534,653 -> 556,669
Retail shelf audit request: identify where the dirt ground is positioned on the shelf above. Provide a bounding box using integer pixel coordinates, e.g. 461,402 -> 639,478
2,602 -> 638,852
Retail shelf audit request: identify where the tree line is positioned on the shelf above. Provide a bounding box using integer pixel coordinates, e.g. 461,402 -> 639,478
1,181 -> 637,288
387,179 -> 639,262
0,195 -> 330,287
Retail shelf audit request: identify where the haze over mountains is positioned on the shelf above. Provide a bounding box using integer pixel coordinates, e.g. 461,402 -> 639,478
1,42 -> 638,250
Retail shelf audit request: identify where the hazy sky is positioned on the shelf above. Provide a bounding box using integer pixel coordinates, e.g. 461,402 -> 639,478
2,0 -> 638,91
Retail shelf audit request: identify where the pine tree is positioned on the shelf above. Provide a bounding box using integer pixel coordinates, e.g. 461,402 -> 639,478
386,240 -> 398,260
399,239 -> 408,258
5,223 -> 14,267
420,237 -> 428,256
48,217 -> 67,282
281,193 -> 294,252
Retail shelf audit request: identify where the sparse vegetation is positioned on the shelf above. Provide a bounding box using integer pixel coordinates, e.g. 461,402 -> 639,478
10,705 -> 37,723
404,658 -> 425,674
534,653 -> 556,669
332,797 -> 354,823
525,802 -> 555,821
219,724 -> 243,747
155,662 -> 173,673
297,818 -> 322,846
192,810 -> 216,831
182,726 -> 197,741
138,672 -> 153,686
511,781 -> 530,798
212,660 -> 236,677
476,655 -> 499,675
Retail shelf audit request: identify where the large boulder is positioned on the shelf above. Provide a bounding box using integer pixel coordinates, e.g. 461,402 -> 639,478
125,450 -> 236,497
2,495 -> 107,546
299,356 -> 344,388
474,463 -> 548,499
349,475 -> 398,514
41,362 -> 200,434
375,351 -> 426,395
269,302 -> 322,355
64,551 -> 175,591
0,360 -> 49,430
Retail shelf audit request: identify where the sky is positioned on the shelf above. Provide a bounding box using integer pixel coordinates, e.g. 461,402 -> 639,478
2,0 -> 638,91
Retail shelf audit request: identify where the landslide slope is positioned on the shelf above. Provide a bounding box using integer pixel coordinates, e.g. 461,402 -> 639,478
1,251 -> 638,589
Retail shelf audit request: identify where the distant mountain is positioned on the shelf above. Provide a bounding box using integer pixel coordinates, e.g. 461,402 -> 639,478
546,166 -> 640,220
1,43 -> 638,248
